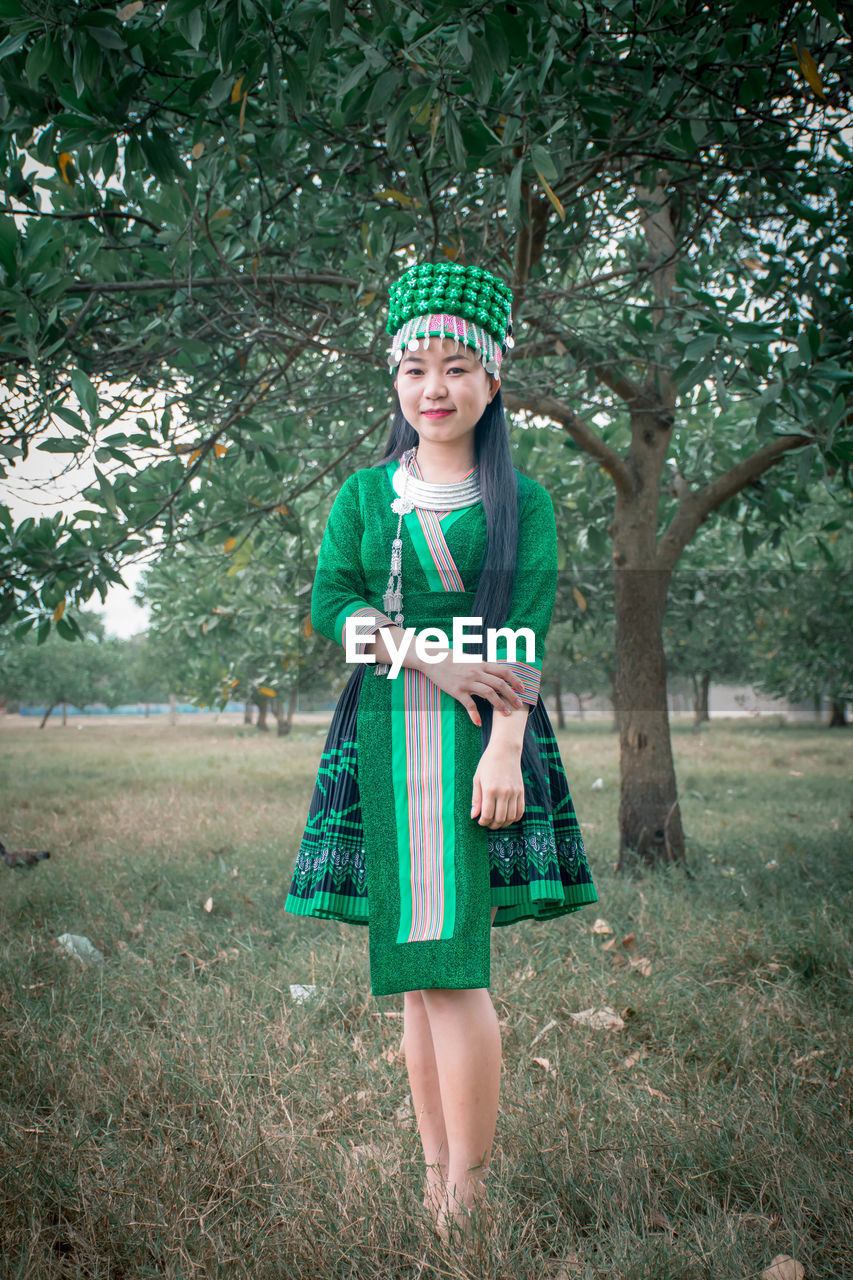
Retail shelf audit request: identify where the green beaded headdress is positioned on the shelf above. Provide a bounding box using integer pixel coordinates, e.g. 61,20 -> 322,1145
387,262 -> 514,375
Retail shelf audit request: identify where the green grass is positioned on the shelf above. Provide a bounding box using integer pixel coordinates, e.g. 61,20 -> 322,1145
1,715 -> 850,1279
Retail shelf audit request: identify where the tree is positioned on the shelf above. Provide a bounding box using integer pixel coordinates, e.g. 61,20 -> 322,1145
138,524 -> 339,734
0,611 -> 122,724
752,561 -> 853,726
1,1 -> 851,861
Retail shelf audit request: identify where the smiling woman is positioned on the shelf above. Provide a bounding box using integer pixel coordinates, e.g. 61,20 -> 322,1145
284,261 -> 597,1243
394,341 -> 499,468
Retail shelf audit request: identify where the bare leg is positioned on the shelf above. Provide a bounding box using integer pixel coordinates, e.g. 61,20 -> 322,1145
420,984 -> 502,1237
403,989 -> 448,1214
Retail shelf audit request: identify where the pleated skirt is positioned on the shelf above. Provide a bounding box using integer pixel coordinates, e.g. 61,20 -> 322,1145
285,666 -> 598,992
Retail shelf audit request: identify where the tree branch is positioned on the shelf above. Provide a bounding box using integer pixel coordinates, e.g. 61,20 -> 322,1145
66,272 -> 361,295
516,318 -> 647,408
501,390 -> 632,494
657,432 -> 812,568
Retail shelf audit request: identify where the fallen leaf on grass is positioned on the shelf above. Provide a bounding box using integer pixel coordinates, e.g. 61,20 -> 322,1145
289,983 -> 317,1004
761,1256 -> 804,1280
621,1051 -> 641,1069
629,955 -> 652,976
570,1006 -> 624,1031
645,1085 -> 671,1101
395,1097 -> 414,1122
532,1056 -> 556,1077
792,1049 -> 825,1068
591,918 -> 613,934
620,931 -> 637,953
531,1017 -> 558,1046
765,859 -> 779,869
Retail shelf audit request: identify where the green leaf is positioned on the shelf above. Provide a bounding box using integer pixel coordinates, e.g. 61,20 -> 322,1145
0,29 -> 32,60
455,24 -> 471,63
469,37 -> 493,103
70,369 -> 99,423
483,13 -> 509,75
94,466 -> 119,517
683,334 -> 717,360
445,109 -> 466,171
54,405 -> 87,432
366,68 -> 400,116
742,525 -> 759,558
87,25 -> 126,50
37,437 -> 87,454
0,215 -> 18,281
338,58 -> 370,99
207,73 -> 232,109
385,99 -> 410,158
329,0 -> 345,36
530,145 -> 557,182
185,7 -> 203,49
282,54 -> 307,114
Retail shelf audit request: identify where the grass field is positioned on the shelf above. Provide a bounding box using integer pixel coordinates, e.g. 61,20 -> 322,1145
0,715 -> 850,1279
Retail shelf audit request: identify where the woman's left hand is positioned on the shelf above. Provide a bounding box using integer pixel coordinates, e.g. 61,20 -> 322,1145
471,743 -> 525,829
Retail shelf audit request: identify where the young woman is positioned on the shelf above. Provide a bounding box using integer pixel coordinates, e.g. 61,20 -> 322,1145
285,262 -> 598,1241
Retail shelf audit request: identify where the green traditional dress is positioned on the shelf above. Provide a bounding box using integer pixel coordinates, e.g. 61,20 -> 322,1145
285,457 -> 598,996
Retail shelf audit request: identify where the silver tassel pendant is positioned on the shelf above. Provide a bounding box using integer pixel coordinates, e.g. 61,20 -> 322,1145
376,519 -> 404,676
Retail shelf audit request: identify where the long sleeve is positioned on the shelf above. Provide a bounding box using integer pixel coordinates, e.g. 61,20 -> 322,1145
311,473 -> 394,647
488,478 -> 557,705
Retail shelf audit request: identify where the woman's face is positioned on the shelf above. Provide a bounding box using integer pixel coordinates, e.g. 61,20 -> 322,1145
394,337 -> 499,450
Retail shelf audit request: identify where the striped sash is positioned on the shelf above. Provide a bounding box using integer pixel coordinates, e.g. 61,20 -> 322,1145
387,458 -> 477,944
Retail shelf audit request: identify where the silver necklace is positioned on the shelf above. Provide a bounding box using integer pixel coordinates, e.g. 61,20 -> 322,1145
376,448 -> 481,674
390,449 -> 482,512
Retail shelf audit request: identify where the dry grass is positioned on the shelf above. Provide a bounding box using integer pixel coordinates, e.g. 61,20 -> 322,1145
0,715 -> 851,1279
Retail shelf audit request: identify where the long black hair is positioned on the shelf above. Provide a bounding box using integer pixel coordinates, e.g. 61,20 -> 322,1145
376,391 -> 548,791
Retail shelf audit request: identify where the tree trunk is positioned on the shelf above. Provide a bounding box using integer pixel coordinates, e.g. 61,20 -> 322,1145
576,692 -> 586,721
692,672 -> 710,728
169,692 -> 176,725
828,699 -> 848,727
553,677 -> 566,729
255,699 -> 269,731
614,566 -> 685,867
39,702 -> 56,729
273,696 -> 291,737
61,701 -> 67,726
144,702 -> 150,718
243,701 -> 253,725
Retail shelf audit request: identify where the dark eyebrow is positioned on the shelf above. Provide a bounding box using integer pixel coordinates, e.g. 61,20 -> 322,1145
400,350 -> 476,365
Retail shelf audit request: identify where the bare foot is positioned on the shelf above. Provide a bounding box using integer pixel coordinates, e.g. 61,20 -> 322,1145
423,1163 -> 447,1220
434,1182 -> 489,1247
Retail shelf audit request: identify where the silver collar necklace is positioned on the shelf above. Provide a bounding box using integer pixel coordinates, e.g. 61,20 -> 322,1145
390,447 -> 481,514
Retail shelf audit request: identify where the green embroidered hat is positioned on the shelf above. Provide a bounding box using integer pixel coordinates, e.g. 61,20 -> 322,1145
387,262 -> 514,375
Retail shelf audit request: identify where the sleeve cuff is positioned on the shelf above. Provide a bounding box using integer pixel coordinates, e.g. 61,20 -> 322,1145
507,661 -> 541,706
333,602 -> 395,648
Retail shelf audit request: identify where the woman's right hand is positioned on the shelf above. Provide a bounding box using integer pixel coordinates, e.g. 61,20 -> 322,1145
415,649 -> 525,726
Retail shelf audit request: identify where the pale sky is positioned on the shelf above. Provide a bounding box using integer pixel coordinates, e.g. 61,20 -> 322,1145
3,447 -> 151,637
